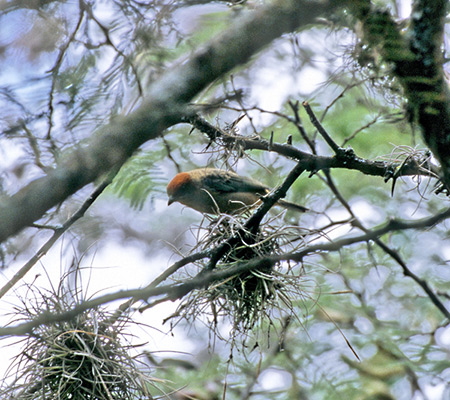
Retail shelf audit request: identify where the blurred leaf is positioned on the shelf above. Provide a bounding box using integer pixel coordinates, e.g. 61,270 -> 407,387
110,153 -> 164,210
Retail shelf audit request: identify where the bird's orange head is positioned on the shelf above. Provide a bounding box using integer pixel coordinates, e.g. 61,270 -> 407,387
166,172 -> 194,205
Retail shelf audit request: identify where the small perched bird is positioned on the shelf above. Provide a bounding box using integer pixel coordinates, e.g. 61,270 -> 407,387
167,168 -> 308,214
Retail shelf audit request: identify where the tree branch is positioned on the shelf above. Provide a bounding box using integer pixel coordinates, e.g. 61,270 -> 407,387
2,206 -> 449,337
0,168 -> 119,299
349,0 -> 450,186
185,113 -> 440,180
0,0 -> 335,244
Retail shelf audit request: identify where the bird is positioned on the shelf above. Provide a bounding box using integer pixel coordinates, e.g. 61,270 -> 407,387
166,168 -> 308,215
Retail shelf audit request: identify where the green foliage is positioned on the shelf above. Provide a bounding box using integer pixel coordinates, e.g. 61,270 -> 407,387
149,353 -> 223,399
109,152 -> 165,210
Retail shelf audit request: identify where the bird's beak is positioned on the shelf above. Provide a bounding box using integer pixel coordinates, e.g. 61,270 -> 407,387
168,197 -> 174,206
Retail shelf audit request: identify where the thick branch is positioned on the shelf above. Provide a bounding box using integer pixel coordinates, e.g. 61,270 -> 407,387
350,0 -> 450,185
409,1 -> 450,181
0,0 -> 334,244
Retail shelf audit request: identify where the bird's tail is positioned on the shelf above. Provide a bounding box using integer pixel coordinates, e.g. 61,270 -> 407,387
277,199 -> 309,213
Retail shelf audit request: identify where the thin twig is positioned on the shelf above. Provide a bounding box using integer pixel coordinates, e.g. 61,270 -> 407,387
84,1 -> 144,97
46,3 -> 85,149
203,161 -> 306,272
185,113 -> 439,180
342,112 -> 382,147
303,101 -> 341,154
2,205 -> 450,337
0,168 -> 119,299
322,169 -> 450,321
288,99 -> 316,152
105,250 -> 210,324
3,205 -> 450,338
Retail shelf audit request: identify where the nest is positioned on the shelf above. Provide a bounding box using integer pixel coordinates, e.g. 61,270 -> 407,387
1,285 -> 155,400
168,213 -> 309,339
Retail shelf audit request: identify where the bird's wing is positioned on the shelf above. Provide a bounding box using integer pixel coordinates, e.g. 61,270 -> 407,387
202,171 -> 269,194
